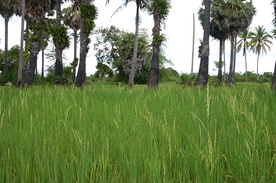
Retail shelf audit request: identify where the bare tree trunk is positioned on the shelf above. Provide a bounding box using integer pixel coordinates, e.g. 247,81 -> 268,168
191,13 -> 195,75
197,0 -> 210,87
128,2 -> 140,87
17,0 -> 25,85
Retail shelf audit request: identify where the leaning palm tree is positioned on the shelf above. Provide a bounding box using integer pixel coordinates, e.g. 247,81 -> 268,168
237,28 -> 250,82
248,25 -> 272,82
106,0 -> 150,87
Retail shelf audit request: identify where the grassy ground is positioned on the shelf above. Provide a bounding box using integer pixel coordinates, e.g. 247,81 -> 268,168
0,82 -> 275,182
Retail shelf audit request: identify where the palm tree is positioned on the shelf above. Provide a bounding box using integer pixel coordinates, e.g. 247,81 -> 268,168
223,0 -> 255,86
106,0 -> 150,87
248,25 -> 272,82
237,28 -> 250,82
23,0 -> 55,85
75,0 -> 97,87
0,0 -> 15,76
62,2 -> 81,81
17,0 -> 25,85
197,0 -> 211,87
148,0 -> 170,89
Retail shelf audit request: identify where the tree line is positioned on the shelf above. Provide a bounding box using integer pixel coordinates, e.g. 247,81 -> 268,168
1,0 -> 276,88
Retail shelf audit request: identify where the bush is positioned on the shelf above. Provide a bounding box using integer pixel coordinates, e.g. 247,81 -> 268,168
178,73 -> 197,86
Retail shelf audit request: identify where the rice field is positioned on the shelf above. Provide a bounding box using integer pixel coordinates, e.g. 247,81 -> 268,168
0,83 -> 275,182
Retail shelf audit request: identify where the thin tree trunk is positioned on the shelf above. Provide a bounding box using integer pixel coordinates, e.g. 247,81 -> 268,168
223,40 -> 226,81
228,34 -> 235,86
41,47 -> 45,79
148,8 -> 161,89
73,30 -> 78,81
3,16 -> 9,75
257,53 -> 260,82
191,13 -> 195,75
17,0 -> 25,85
197,0 -> 211,87
233,35 -> 237,75
128,2 -> 140,87
217,39 -> 223,84
244,44 -> 248,82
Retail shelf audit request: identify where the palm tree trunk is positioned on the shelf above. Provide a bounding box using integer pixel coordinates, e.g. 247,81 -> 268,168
223,40 -> 226,81
197,0 -> 211,87
73,30 -> 78,81
217,39 -> 223,84
17,0 -> 25,85
228,34 -> 235,86
24,40 -> 39,85
75,12 -> 88,87
128,2 -> 140,87
3,16 -> 9,75
257,53 -> 260,82
41,47 -> 45,79
148,8 -> 161,89
54,0 -> 63,82
244,46 -> 248,82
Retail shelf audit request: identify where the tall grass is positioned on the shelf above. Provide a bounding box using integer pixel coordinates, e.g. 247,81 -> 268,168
0,83 -> 275,182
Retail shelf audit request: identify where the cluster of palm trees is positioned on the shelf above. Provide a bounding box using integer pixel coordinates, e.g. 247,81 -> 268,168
0,0 -> 171,88
237,26 -> 272,82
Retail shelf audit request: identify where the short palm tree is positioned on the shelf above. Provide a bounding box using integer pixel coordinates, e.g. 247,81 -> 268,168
237,28 -> 250,82
248,25 -> 272,82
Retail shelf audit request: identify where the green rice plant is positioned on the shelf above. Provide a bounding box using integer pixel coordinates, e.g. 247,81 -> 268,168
0,83 -> 275,182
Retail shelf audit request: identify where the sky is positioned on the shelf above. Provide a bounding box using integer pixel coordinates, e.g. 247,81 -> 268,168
0,0 -> 275,76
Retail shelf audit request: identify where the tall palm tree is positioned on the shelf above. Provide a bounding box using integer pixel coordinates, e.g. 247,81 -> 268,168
148,0 -> 170,89
0,0 -> 15,76
197,0 -> 211,87
17,0 -> 25,85
223,0 -> 255,86
24,0 -> 55,85
75,0 -> 97,87
62,2 -> 81,81
237,28 -> 250,82
248,25 -> 272,82
106,0 -> 150,87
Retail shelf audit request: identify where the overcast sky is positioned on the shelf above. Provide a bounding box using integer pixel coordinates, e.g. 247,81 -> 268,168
0,0 -> 275,76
